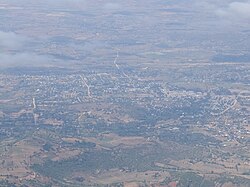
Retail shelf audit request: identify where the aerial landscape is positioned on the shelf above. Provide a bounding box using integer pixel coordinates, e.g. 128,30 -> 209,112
0,0 -> 249,186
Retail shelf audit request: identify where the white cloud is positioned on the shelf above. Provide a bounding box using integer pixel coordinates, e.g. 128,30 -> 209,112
103,3 -> 121,11
216,1 -> 250,20
0,31 -> 54,68
0,31 -> 29,49
0,53 -> 51,68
